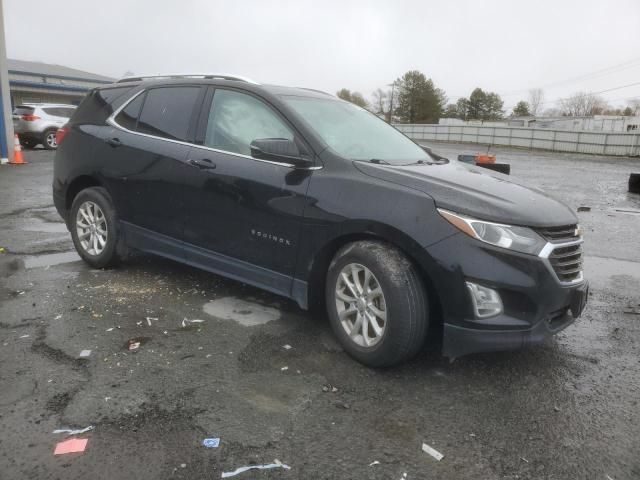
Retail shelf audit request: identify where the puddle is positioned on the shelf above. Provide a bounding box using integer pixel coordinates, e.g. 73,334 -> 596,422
21,221 -> 68,233
24,251 -> 81,269
584,255 -> 640,282
202,297 -> 280,326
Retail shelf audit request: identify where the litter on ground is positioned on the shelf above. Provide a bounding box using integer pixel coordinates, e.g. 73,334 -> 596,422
369,461 -> 380,466
221,460 -> 291,478
182,318 -> 206,327
53,426 -> 94,435
19,334 -> 30,338
422,442 -> 444,461
283,344 -> 292,350
203,438 -> 220,448
79,350 -> 91,358
54,438 -> 88,455
128,341 -> 140,351
281,366 -> 288,371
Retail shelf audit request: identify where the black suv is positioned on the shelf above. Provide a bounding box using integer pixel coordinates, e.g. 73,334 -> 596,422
53,74 -> 588,366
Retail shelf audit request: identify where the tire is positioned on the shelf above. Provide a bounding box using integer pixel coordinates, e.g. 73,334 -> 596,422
629,173 -> 640,194
42,129 -> 58,150
69,187 -> 121,268
325,240 -> 429,367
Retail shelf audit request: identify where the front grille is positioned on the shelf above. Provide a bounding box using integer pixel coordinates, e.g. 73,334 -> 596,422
537,224 -> 579,243
549,244 -> 583,283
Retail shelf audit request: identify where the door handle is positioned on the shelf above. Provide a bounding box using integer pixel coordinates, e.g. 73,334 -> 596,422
105,137 -> 122,147
188,158 -> 216,170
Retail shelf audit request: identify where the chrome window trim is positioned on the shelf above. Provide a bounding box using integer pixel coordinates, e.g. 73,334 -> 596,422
106,89 -> 322,171
538,238 -> 584,286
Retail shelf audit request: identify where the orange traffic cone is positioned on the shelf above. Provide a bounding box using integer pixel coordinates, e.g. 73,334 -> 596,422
9,134 -> 27,165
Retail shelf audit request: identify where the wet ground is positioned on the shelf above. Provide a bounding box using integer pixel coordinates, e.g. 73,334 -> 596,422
0,147 -> 639,480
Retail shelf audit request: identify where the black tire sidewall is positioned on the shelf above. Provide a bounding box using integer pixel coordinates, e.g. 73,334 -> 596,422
69,187 -> 119,268
325,242 -> 428,367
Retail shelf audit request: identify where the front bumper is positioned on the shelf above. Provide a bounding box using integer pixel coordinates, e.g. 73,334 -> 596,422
422,232 -> 588,358
443,281 -> 588,358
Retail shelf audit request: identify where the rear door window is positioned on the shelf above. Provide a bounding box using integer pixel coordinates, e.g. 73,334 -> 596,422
43,107 -> 62,117
59,108 -> 76,118
135,87 -> 201,141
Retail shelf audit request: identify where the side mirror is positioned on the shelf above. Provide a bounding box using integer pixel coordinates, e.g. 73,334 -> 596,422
249,138 -> 312,168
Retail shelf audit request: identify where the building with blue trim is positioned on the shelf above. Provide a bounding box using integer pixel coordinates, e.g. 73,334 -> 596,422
8,59 -> 114,106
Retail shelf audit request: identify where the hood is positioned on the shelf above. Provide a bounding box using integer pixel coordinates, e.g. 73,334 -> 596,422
354,160 -> 578,228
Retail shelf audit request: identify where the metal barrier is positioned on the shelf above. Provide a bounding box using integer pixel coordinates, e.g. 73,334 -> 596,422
394,124 -> 640,157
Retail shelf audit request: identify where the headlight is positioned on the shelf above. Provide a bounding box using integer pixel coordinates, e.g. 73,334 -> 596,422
438,209 -> 546,255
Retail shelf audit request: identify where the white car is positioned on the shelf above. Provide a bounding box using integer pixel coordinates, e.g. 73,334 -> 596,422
13,104 -> 77,150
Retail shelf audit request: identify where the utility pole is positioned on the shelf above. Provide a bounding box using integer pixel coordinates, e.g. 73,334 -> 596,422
387,81 -> 396,124
0,0 -> 14,164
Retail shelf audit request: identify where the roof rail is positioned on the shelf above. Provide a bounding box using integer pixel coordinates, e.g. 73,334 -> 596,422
299,87 -> 333,97
115,73 -> 259,84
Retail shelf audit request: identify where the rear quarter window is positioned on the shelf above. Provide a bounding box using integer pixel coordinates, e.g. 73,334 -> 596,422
13,107 -> 35,116
114,92 -> 146,131
70,86 -> 135,125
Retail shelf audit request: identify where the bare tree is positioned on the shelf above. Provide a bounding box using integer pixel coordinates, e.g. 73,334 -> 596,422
542,107 -> 562,116
629,99 -> 640,116
528,88 -> 545,116
558,92 -> 605,117
371,88 -> 389,116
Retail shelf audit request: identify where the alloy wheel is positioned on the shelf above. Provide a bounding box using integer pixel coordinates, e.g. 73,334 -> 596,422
335,263 -> 387,348
76,201 -> 108,256
46,132 -> 57,148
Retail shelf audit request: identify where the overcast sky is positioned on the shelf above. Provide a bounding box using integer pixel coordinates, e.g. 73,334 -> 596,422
5,0 -> 640,111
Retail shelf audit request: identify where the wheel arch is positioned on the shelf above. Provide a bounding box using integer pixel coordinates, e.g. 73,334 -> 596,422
304,224 -> 444,346
64,175 -> 105,222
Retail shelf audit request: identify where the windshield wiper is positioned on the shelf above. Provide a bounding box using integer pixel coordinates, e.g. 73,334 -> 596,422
410,159 -> 435,165
368,159 -> 391,165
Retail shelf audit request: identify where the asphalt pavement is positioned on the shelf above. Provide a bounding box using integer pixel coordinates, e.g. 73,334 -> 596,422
0,146 -> 639,480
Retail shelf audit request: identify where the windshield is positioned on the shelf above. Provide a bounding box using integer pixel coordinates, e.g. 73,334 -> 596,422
282,96 -> 429,164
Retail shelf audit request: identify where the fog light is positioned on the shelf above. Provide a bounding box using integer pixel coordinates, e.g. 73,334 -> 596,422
466,282 -> 503,319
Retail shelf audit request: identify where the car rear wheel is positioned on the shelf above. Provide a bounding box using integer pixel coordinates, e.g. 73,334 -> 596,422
43,129 -> 58,150
70,187 -> 121,268
326,240 -> 429,367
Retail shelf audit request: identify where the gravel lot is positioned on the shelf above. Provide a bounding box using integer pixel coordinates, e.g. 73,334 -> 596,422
0,146 -> 639,480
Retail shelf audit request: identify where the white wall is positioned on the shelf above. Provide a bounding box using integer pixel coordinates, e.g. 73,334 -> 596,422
395,124 -> 640,156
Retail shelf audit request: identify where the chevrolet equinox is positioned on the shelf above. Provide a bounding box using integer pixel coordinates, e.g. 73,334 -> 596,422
53,74 -> 588,366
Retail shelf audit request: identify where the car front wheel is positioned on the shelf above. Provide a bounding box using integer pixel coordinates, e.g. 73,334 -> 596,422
326,240 -> 429,367
69,187 -> 121,268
